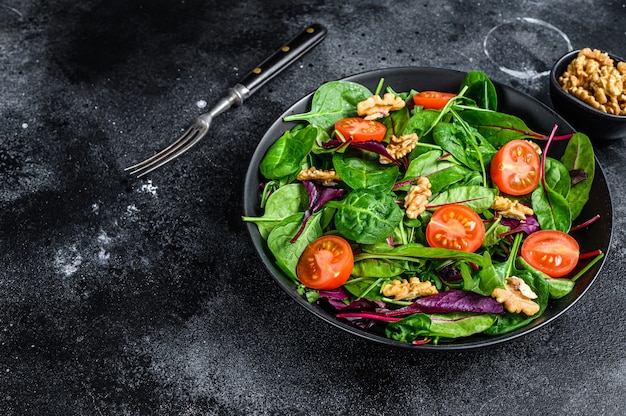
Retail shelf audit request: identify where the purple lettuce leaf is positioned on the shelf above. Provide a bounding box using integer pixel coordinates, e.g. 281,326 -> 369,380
290,180 -> 347,243
569,168 -> 588,186
384,289 -> 504,316
499,215 -> 540,238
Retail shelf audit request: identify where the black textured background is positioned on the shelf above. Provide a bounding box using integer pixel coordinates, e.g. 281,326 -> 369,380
1,1 -> 625,414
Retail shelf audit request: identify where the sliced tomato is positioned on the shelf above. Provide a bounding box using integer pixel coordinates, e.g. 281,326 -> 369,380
490,140 -> 541,196
412,91 -> 457,109
296,235 -> 354,290
521,230 -> 580,277
426,204 -> 485,252
334,117 -> 386,143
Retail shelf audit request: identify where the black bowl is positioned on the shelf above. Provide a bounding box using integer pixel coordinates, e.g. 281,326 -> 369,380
550,49 -> 626,141
244,67 -> 613,350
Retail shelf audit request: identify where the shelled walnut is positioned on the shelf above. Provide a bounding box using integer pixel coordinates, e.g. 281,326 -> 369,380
490,195 -> 534,220
357,93 -> 405,120
491,277 -> 540,316
404,177 -> 432,219
558,48 -> 626,115
297,166 -> 341,186
381,277 -> 438,301
380,133 -> 419,164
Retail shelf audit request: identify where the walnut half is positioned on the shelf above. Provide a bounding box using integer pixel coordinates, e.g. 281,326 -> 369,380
380,133 -> 419,164
404,177 -> 432,219
491,276 -> 540,316
297,166 -> 341,186
382,277 -> 438,301
490,195 -> 534,220
357,93 -> 406,120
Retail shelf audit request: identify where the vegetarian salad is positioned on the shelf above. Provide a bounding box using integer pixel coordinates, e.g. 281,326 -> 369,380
243,70 -> 604,345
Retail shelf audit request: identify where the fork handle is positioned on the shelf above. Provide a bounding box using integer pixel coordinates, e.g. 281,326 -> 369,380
238,23 -> 327,97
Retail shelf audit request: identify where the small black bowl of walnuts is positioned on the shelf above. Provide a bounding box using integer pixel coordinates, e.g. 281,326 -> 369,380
550,48 -> 626,140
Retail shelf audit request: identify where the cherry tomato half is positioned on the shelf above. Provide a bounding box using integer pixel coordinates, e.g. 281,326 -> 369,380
426,204 -> 485,253
296,235 -> 354,290
521,230 -> 580,277
490,140 -> 541,196
334,117 -> 386,143
412,91 -> 457,110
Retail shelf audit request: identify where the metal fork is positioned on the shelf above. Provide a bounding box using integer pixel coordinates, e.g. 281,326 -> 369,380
125,23 -> 327,177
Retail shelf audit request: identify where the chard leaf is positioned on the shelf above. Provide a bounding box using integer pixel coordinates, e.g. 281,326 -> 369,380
427,185 -> 496,214
531,183 -> 572,233
560,132 -> 595,220
291,181 -> 346,242
459,109 -> 542,147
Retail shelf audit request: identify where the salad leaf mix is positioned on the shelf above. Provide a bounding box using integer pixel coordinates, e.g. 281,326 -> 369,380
243,70 -> 603,345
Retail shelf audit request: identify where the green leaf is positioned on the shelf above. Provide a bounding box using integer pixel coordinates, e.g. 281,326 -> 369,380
403,150 -> 471,194
241,183 -> 308,239
267,213 -> 323,281
427,185 -> 496,214
386,312 -> 497,342
351,258 -> 406,278
259,126 -> 316,179
459,70 -> 498,111
543,157 -> 571,199
331,189 -> 403,244
560,133 -> 595,220
459,110 -> 541,148
283,81 -> 372,130
531,183 -> 572,233
332,149 -> 399,192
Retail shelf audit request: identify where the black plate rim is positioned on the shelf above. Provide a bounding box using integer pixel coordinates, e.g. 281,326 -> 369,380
243,66 -> 613,351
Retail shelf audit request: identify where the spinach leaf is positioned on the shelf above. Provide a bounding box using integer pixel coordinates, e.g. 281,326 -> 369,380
343,276 -> 387,300
382,105 -> 410,141
283,81 -> 373,130
403,150 -> 471,194
427,185 -> 496,214
459,70 -> 498,111
560,133 -> 595,220
405,108 -> 441,142
543,157 -> 571,199
470,252 -> 505,296
433,122 -> 496,174
546,278 -> 576,299
330,189 -> 403,244
351,258 -> 406,278
267,212 -> 323,281
386,312 -> 497,342
332,149 -> 399,192
259,125 -> 316,179
241,183 -> 308,239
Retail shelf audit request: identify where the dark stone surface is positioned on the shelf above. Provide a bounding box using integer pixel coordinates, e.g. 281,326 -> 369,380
1,1 -> 625,414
